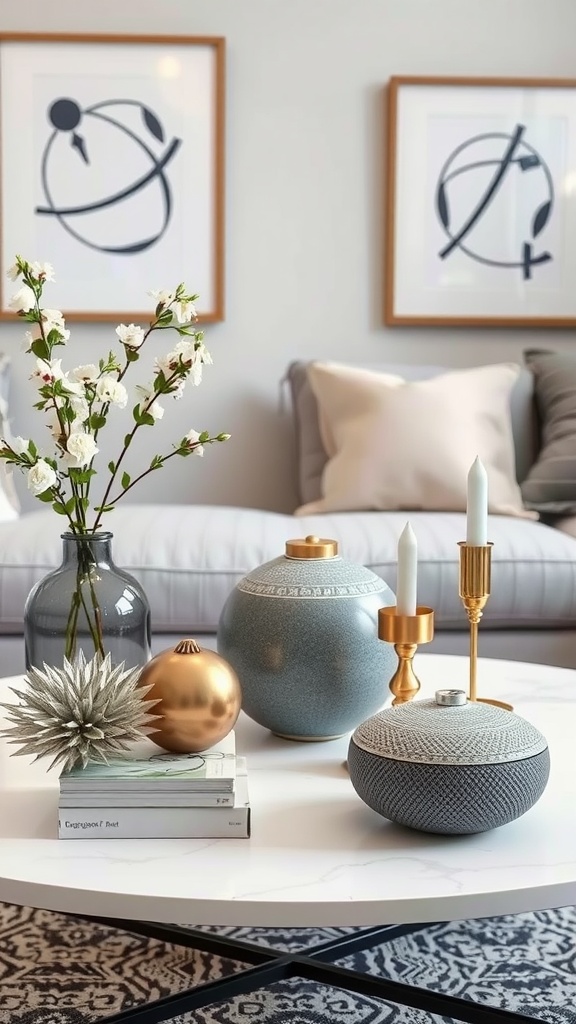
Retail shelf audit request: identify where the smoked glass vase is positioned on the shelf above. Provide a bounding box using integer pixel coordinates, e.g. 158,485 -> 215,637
24,532 -> 151,672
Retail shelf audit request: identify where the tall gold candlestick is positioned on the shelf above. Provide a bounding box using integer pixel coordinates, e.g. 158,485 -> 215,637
458,542 -> 512,711
378,606 -> 434,705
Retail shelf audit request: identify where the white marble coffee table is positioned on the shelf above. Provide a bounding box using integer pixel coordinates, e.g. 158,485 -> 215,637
0,653 -> 573,928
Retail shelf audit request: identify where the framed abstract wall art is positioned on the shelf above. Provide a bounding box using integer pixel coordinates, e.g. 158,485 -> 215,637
385,76 -> 576,327
0,33 -> 225,322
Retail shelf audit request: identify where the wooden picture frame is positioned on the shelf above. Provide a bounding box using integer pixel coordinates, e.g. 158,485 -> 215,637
385,76 -> 576,327
0,32 -> 225,322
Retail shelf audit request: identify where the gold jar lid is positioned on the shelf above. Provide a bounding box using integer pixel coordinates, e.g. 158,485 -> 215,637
285,535 -> 338,559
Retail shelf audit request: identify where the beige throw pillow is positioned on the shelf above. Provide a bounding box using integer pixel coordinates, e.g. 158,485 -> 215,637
296,361 -> 531,518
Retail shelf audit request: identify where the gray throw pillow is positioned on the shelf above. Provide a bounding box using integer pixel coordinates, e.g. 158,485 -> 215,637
286,360 -> 537,506
521,349 -> 576,514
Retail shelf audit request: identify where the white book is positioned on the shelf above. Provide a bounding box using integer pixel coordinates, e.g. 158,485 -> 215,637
60,732 -> 237,794
58,790 -> 235,809
59,758 -> 247,809
58,776 -> 251,840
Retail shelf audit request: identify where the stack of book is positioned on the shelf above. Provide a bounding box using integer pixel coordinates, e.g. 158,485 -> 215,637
58,730 -> 251,839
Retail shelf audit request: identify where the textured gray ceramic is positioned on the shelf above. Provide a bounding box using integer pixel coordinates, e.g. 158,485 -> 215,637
217,545 -> 396,740
348,692 -> 550,834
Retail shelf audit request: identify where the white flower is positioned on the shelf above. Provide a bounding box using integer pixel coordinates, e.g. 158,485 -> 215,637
69,395 -> 90,424
9,285 -> 35,313
60,375 -> 86,398
27,459 -> 57,495
32,358 -> 64,384
148,399 -> 164,420
154,352 -> 175,377
11,436 -> 30,456
155,339 -> 197,380
189,357 -> 204,387
172,339 -> 196,364
24,327 -> 41,349
196,341 -> 213,366
185,429 -> 204,456
95,377 -> 128,408
136,385 -> 164,421
6,261 -> 21,281
30,262 -> 55,282
116,323 -> 145,349
149,289 -> 175,309
72,363 -> 99,383
42,308 -> 67,334
189,342 -> 213,387
65,431 -> 99,468
173,300 -> 197,324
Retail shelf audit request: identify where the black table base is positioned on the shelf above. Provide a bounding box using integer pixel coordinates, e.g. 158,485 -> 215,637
86,918 -> 548,1024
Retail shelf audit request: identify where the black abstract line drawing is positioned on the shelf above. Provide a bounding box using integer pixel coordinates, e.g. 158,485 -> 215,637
435,123 -> 554,280
35,97 -> 182,255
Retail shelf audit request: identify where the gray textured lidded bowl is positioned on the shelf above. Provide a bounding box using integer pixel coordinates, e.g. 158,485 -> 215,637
348,689 -> 550,834
217,535 -> 396,740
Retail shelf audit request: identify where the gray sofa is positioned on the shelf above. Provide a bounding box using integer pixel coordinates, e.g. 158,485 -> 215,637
0,359 -> 575,677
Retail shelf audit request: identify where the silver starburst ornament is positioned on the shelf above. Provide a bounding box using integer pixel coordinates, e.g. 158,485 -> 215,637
0,652 -> 160,772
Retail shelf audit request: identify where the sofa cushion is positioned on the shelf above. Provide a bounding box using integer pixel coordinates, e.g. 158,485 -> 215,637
521,349 -> 576,514
286,360 -> 538,507
0,505 -> 574,637
296,361 -> 531,519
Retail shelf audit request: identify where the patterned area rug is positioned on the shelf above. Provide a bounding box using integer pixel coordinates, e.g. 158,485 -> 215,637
1,902 -> 576,1023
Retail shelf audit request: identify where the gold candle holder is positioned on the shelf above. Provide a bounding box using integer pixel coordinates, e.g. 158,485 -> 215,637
458,542 -> 513,711
378,605 -> 435,705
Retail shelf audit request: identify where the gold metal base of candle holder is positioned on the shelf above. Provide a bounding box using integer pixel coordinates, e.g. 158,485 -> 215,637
458,542 -> 513,712
477,697 -> 514,711
378,605 -> 435,705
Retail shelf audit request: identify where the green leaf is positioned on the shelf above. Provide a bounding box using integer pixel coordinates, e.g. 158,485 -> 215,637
124,434 -> 132,448
47,328 -> 65,347
126,349 -> 139,363
28,440 -> 38,459
108,461 -> 116,474
199,431 -> 210,443
64,498 -> 77,515
93,504 -> 115,514
89,414 -> 106,430
70,468 -> 96,485
37,490 -> 54,503
30,339 -> 50,361
149,455 -> 163,470
132,404 -> 155,427
121,471 -> 130,489
52,502 -> 69,515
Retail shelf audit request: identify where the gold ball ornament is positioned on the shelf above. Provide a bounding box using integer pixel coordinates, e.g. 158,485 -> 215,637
138,639 -> 242,753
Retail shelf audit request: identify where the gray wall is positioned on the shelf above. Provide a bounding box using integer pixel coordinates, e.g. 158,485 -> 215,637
2,0 -> 575,514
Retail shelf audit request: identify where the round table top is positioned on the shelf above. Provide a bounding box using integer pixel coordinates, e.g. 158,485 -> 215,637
0,653 -> 573,927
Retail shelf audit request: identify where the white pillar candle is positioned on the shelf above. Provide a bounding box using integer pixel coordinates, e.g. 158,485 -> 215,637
397,521 -> 417,616
466,456 -> 488,546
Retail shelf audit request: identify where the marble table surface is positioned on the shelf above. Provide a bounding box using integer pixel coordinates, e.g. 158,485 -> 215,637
0,653 -> 573,927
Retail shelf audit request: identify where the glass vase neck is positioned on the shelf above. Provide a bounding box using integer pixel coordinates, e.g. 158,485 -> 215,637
60,532 -> 114,564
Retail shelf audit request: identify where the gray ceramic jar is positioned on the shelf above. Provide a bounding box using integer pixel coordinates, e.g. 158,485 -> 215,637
217,535 -> 396,740
348,689 -> 550,834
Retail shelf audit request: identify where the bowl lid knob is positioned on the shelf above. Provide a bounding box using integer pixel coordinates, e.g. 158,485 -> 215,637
435,689 -> 467,706
285,535 -> 338,558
